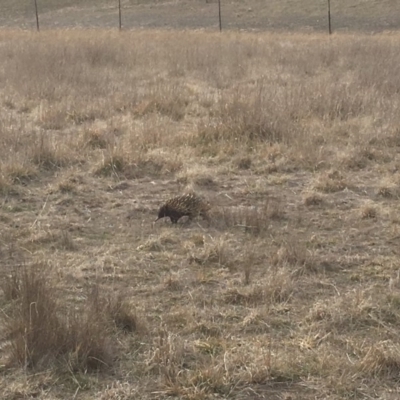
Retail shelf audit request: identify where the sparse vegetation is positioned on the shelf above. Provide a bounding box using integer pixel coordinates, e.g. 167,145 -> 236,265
1,26 -> 400,400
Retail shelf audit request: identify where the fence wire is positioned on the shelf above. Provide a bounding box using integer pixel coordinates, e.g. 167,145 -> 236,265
1,0 -> 399,33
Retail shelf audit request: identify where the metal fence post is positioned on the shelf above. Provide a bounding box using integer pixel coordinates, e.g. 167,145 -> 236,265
328,0 -> 332,35
218,0 -> 222,32
33,0 -> 40,31
118,0 -> 122,30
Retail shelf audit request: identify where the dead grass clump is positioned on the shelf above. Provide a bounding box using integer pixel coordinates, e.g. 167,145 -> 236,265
263,200 -> 285,220
176,165 -> 216,188
195,83 -> 301,151
194,338 -> 224,357
188,235 -> 233,268
141,151 -> 183,176
66,108 -> 99,125
95,152 -> 126,177
377,183 -> 398,199
127,159 -> 165,179
65,311 -> 115,373
163,274 -> 184,292
2,270 -> 22,302
3,98 -> 15,110
240,309 -> 271,333
1,266 -> 115,372
0,372 -> 56,400
272,240 -> 316,273
377,186 -> 393,198
193,322 -> 222,338
313,170 -> 347,193
2,265 -> 67,369
96,149 -> 177,179
103,292 -> 142,334
223,286 -> 260,306
52,171 -> 84,194
221,340 -> 273,383
39,107 -> 67,131
31,132 -> 70,170
58,230 -> 76,251
236,156 -> 252,170
221,339 -> 317,386
0,173 -> 11,193
99,381 -> 139,400
2,161 -> 37,185
241,246 -> 258,285
147,329 -> 197,383
266,269 -> 295,303
358,341 -> 400,379
134,95 -> 189,122
302,191 -> 325,207
147,329 -> 229,397
223,269 -> 293,306
184,364 -> 228,397
213,202 -> 283,234
137,237 -> 164,252
305,287 -> 395,334
342,147 -> 377,170
190,234 -> 206,247
138,231 -> 180,252
57,178 -> 76,193
360,203 -> 378,219
27,230 -> 77,252
84,128 -> 112,149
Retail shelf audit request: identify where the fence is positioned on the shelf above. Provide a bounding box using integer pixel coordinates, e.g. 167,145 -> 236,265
1,0 -> 399,34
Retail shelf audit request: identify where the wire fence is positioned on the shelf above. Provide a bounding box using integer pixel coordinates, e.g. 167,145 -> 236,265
1,0 -> 399,34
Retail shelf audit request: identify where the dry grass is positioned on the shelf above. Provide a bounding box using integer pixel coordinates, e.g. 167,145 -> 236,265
1,29 -> 400,399
3,265 -> 113,371
0,265 -> 140,374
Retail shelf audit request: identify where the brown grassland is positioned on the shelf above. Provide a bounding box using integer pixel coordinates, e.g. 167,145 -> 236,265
1,28 -> 400,399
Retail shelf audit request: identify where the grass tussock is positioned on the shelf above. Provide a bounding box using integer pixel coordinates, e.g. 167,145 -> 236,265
188,234 -> 234,268
212,201 -> 284,234
358,341 -> 400,379
302,191 -> 325,207
0,266 -> 138,372
223,268 -> 294,306
30,132 -> 76,170
1,160 -> 37,184
313,170 -> 348,193
271,238 -> 318,275
104,293 -> 143,334
96,151 -> 127,177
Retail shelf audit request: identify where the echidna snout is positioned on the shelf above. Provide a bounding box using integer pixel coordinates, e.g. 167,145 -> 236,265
155,205 -> 167,222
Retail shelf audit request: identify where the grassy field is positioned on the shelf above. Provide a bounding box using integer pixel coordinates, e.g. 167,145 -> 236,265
1,28 -> 400,399
0,0 -> 399,32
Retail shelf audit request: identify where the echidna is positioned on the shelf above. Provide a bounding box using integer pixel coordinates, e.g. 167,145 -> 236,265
155,193 -> 211,224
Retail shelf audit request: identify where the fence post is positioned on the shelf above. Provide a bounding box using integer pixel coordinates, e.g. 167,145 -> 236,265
118,0 -> 122,30
33,0 -> 40,31
327,0 -> 332,35
218,0 -> 222,32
